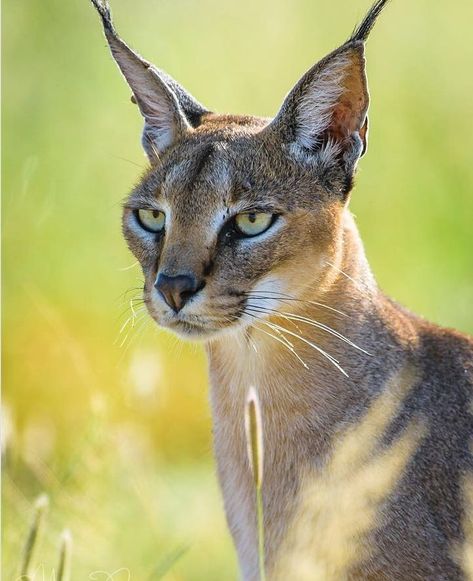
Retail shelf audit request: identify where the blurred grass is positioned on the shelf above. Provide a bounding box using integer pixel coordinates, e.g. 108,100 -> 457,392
2,0 -> 472,578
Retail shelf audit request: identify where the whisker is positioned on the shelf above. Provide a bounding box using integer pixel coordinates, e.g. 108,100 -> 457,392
247,317 -> 309,370
118,304 -> 145,333
248,335 -> 259,355
117,296 -> 145,323
117,286 -> 144,300
111,156 -> 146,170
116,287 -> 143,305
116,299 -> 145,324
117,261 -> 140,271
117,311 -> 147,347
267,319 -> 348,378
281,311 -> 372,356
247,304 -> 371,356
119,314 -> 150,354
245,308 -> 348,377
278,316 -> 303,335
269,322 -> 300,348
116,296 -> 147,348
242,291 -> 347,317
324,260 -> 368,293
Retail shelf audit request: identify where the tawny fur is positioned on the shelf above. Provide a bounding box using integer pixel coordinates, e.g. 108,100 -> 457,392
90,0 -> 473,578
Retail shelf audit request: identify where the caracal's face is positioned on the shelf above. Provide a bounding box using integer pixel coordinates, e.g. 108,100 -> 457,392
122,116 -> 344,341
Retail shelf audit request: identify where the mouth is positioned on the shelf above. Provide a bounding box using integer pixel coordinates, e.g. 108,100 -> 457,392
163,315 -> 242,341
167,318 -> 216,337
144,292 -> 246,340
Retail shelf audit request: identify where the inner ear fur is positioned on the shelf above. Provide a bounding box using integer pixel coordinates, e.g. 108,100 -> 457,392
262,0 -> 393,182
323,44 -> 369,147
267,42 -> 370,157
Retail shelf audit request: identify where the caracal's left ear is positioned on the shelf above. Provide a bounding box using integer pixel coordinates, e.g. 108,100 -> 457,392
90,0 -> 209,163
266,0 -> 389,196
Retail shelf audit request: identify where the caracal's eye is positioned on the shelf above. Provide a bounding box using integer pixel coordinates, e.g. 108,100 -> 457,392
235,212 -> 273,237
136,209 -> 165,233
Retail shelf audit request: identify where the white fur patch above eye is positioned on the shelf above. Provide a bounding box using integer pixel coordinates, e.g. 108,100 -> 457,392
295,53 -> 351,150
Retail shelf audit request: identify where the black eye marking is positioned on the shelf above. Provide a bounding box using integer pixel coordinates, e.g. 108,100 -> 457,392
217,212 -> 280,243
203,259 -> 215,277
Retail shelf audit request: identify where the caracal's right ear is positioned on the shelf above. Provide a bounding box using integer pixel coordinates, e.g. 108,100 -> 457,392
90,0 -> 209,163
265,0 -> 389,198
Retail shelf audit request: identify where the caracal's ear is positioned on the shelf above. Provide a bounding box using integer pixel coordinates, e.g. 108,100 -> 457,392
90,0 -> 209,163
266,0 -> 389,195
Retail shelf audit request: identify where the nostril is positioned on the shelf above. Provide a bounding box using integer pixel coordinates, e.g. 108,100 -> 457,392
180,289 -> 193,301
155,273 -> 205,312
179,280 -> 205,305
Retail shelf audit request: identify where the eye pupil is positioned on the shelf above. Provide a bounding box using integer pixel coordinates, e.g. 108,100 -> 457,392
152,210 -> 159,218
248,213 -> 257,223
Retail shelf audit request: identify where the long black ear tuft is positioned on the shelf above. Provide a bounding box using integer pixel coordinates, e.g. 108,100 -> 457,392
90,0 -> 209,162
349,0 -> 390,42
90,0 -> 114,33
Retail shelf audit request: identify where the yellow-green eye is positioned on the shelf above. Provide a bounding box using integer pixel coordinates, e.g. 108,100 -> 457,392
137,209 -> 165,233
234,212 -> 273,237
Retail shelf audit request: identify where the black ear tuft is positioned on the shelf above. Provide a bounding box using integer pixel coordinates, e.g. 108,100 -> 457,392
349,0 -> 390,43
90,0 -> 114,33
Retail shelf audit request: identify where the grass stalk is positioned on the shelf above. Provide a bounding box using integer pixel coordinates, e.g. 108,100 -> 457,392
18,494 -> 49,580
256,485 -> 266,581
245,386 -> 266,581
57,529 -> 73,581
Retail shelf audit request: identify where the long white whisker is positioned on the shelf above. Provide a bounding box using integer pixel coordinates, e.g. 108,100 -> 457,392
117,302 -> 147,348
244,291 -> 347,317
118,261 -> 139,272
324,260 -> 368,293
246,310 -> 348,377
118,314 -> 148,348
249,319 -> 309,370
248,304 -> 371,356
117,305 -> 146,337
280,311 -> 372,356
119,314 -> 150,354
268,320 -> 348,377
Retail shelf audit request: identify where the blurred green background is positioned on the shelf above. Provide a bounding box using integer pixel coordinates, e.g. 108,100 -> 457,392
2,0 -> 472,578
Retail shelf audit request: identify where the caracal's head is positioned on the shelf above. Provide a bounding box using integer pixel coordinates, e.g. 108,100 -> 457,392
91,0 -> 388,340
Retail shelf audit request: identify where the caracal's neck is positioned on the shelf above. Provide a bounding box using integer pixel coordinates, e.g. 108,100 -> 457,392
208,209 -> 386,400
205,209 -> 419,579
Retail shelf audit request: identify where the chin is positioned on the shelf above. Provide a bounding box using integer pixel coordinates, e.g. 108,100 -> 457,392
161,319 -> 235,342
147,303 -> 247,342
